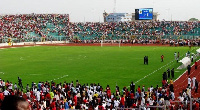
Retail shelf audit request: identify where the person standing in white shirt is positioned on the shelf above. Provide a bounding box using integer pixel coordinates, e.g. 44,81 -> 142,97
14,83 -> 18,90
192,76 -> 196,89
174,52 -> 177,60
114,99 -> 120,108
8,82 -> 13,90
170,92 -> 175,100
2,80 -> 5,91
3,89 -> 10,96
191,55 -> 194,62
188,76 -> 191,87
106,97 -> 111,108
36,90 -> 41,101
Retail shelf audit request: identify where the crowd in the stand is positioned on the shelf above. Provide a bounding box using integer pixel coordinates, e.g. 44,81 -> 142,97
0,14 -> 69,41
0,14 -> 200,44
0,76 -> 199,110
69,21 -> 200,39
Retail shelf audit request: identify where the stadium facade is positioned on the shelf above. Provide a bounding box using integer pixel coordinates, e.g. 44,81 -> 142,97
103,11 -> 159,22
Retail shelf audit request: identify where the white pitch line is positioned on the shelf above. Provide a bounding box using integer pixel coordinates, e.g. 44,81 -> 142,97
0,72 -> 5,74
50,75 -> 68,81
30,74 -> 41,75
134,59 -> 179,84
20,57 -> 24,60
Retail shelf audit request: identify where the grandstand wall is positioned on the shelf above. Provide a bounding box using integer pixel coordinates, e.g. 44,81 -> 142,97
103,11 -> 159,22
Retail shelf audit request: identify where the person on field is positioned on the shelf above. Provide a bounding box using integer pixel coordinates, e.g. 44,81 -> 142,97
169,79 -> 174,92
187,51 -> 190,57
161,55 -> 164,62
144,56 -> 146,64
189,42 -> 191,49
195,61 -> 198,69
177,52 -> 180,58
167,69 -> 170,78
144,56 -> 148,65
177,52 -> 180,63
188,76 -> 191,87
130,81 -> 135,93
171,68 -> 174,78
192,76 -> 196,89
146,56 -> 148,65
187,65 -> 191,75
191,54 -> 194,62
174,52 -> 177,60
162,72 -> 167,80
195,79 -> 199,93
18,77 -> 23,89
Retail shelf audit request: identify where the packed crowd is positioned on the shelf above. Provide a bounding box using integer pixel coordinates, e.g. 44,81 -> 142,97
0,14 -> 200,43
0,76 -> 199,110
70,21 -> 200,38
0,14 -> 69,42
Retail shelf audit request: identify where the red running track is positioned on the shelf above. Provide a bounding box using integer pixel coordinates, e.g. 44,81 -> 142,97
174,61 -> 200,98
0,43 -> 171,49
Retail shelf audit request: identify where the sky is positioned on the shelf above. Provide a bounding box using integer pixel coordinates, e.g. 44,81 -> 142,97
0,0 -> 199,22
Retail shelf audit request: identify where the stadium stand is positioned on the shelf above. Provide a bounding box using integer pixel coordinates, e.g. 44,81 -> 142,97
0,14 -> 69,43
0,14 -> 200,46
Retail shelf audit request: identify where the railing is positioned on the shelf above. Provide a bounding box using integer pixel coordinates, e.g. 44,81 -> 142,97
0,36 -> 69,43
114,100 -> 191,110
0,35 -> 199,43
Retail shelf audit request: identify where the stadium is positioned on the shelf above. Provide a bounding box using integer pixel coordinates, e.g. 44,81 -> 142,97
0,0 -> 200,110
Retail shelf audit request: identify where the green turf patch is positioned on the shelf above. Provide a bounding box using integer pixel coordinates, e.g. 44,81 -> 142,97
0,46 -> 197,92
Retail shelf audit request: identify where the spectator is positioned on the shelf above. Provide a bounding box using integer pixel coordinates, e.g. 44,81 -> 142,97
130,81 -> 135,93
1,95 -> 29,110
169,79 -> 174,92
0,76 -> 198,109
195,79 -> 199,93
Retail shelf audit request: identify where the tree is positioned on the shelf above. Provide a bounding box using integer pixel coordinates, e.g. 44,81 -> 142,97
188,18 -> 199,21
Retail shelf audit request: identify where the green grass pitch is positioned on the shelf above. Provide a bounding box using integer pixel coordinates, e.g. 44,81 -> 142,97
0,46 -> 197,92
